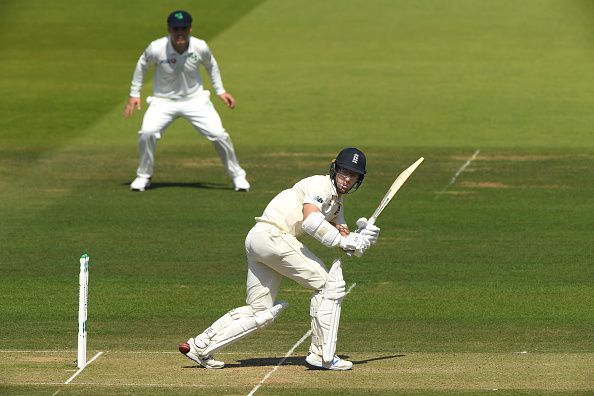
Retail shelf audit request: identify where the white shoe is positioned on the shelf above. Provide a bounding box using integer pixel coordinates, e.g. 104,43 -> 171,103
130,176 -> 150,191
305,351 -> 353,371
233,175 -> 250,192
180,338 -> 225,369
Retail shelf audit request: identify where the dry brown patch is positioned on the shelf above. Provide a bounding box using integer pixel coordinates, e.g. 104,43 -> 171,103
481,154 -> 558,161
453,153 -> 594,161
174,158 -> 222,168
461,181 -> 511,189
439,190 -> 475,195
460,182 -> 568,190
41,188 -> 71,197
519,184 -> 567,190
451,154 -> 560,161
262,152 -> 334,158
25,356 -> 66,363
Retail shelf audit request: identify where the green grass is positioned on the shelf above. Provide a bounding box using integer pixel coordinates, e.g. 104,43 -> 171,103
0,0 -> 593,394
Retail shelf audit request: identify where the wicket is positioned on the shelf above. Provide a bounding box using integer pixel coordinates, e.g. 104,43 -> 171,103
77,254 -> 89,368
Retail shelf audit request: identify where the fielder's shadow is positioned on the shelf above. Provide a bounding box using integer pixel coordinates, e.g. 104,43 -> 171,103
182,354 -> 405,369
122,181 -> 231,190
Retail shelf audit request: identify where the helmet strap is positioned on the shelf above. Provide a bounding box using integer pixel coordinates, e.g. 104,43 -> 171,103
330,162 -> 364,194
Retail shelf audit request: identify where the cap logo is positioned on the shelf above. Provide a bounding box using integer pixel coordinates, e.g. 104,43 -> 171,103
174,12 -> 184,19
352,154 -> 359,164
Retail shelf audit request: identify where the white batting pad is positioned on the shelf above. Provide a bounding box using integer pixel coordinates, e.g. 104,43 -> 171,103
315,259 -> 345,364
201,301 -> 288,356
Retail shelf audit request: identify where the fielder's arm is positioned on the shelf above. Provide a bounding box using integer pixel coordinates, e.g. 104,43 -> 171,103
200,43 -> 226,96
124,46 -> 152,117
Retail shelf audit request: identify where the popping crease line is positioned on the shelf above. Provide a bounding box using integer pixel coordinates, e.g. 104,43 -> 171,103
0,350 -> 289,355
64,351 -> 104,385
435,149 -> 480,198
247,282 -> 357,396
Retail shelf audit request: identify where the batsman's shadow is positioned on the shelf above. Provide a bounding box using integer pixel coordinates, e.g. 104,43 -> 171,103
122,181 -> 231,190
351,354 -> 406,365
182,354 -> 405,369
219,356 -> 306,368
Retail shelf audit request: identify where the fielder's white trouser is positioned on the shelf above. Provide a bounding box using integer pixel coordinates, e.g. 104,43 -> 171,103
194,222 -> 333,356
136,93 -> 246,180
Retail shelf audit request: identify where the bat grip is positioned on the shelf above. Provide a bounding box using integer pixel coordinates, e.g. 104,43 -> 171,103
346,215 -> 377,257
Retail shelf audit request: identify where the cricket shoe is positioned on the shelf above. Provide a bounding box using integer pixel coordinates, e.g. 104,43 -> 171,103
305,351 -> 353,371
233,174 -> 250,192
130,176 -> 151,191
179,338 -> 225,369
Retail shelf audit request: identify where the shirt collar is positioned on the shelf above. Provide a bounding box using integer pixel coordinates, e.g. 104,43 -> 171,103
327,175 -> 338,197
167,36 -> 190,55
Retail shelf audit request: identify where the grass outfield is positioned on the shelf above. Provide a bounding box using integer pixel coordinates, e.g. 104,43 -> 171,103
1,0 -> 593,395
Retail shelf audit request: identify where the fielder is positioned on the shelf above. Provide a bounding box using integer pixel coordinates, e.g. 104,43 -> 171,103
179,148 -> 380,370
123,10 -> 250,192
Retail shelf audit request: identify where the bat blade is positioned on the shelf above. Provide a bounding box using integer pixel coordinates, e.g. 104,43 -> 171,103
368,157 -> 424,225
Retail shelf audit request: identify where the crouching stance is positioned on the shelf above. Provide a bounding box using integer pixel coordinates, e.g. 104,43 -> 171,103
180,148 -> 380,370
123,10 -> 250,192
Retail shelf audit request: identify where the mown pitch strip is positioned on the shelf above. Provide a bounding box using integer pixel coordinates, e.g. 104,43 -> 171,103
1,350 -> 592,394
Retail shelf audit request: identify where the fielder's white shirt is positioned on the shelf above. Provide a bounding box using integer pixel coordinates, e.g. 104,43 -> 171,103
256,175 -> 346,237
129,36 -> 225,99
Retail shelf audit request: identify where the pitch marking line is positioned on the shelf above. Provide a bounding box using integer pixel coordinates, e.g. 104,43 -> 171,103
0,350 -> 257,354
64,351 -> 104,385
247,282 -> 357,396
435,149 -> 480,199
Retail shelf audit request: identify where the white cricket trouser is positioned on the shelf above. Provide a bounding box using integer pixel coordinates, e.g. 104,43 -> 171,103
136,92 -> 246,180
193,222 -> 332,356
244,222 -> 330,355
245,222 -> 329,311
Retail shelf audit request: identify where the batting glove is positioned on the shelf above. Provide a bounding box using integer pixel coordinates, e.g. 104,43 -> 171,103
356,217 -> 381,244
339,232 -> 371,252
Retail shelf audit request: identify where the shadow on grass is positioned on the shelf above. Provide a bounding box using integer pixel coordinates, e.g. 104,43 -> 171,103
351,354 -> 406,364
182,354 -> 406,369
122,181 -> 232,190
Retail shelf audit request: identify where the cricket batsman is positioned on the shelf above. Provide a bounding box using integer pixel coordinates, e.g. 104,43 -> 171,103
179,148 -> 381,370
123,10 -> 250,192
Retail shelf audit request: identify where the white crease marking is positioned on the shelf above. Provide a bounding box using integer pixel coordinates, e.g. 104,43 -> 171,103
64,351 -> 103,385
436,149 -> 480,198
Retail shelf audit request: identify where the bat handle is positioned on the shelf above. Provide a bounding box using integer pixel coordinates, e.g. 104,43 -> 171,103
356,216 -> 375,232
347,215 -> 377,257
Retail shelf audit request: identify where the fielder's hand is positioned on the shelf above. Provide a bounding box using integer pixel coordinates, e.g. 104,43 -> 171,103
218,92 -> 236,109
124,97 -> 142,118
356,217 -> 381,244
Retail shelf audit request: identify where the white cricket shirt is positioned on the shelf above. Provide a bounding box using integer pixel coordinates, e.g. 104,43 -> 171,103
129,36 -> 226,99
256,175 -> 346,237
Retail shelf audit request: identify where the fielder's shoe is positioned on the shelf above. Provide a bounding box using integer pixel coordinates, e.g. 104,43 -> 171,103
305,351 -> 353,371
233,175 -> 250,192
130,176 -> 151,191
180,338 -> 225,369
